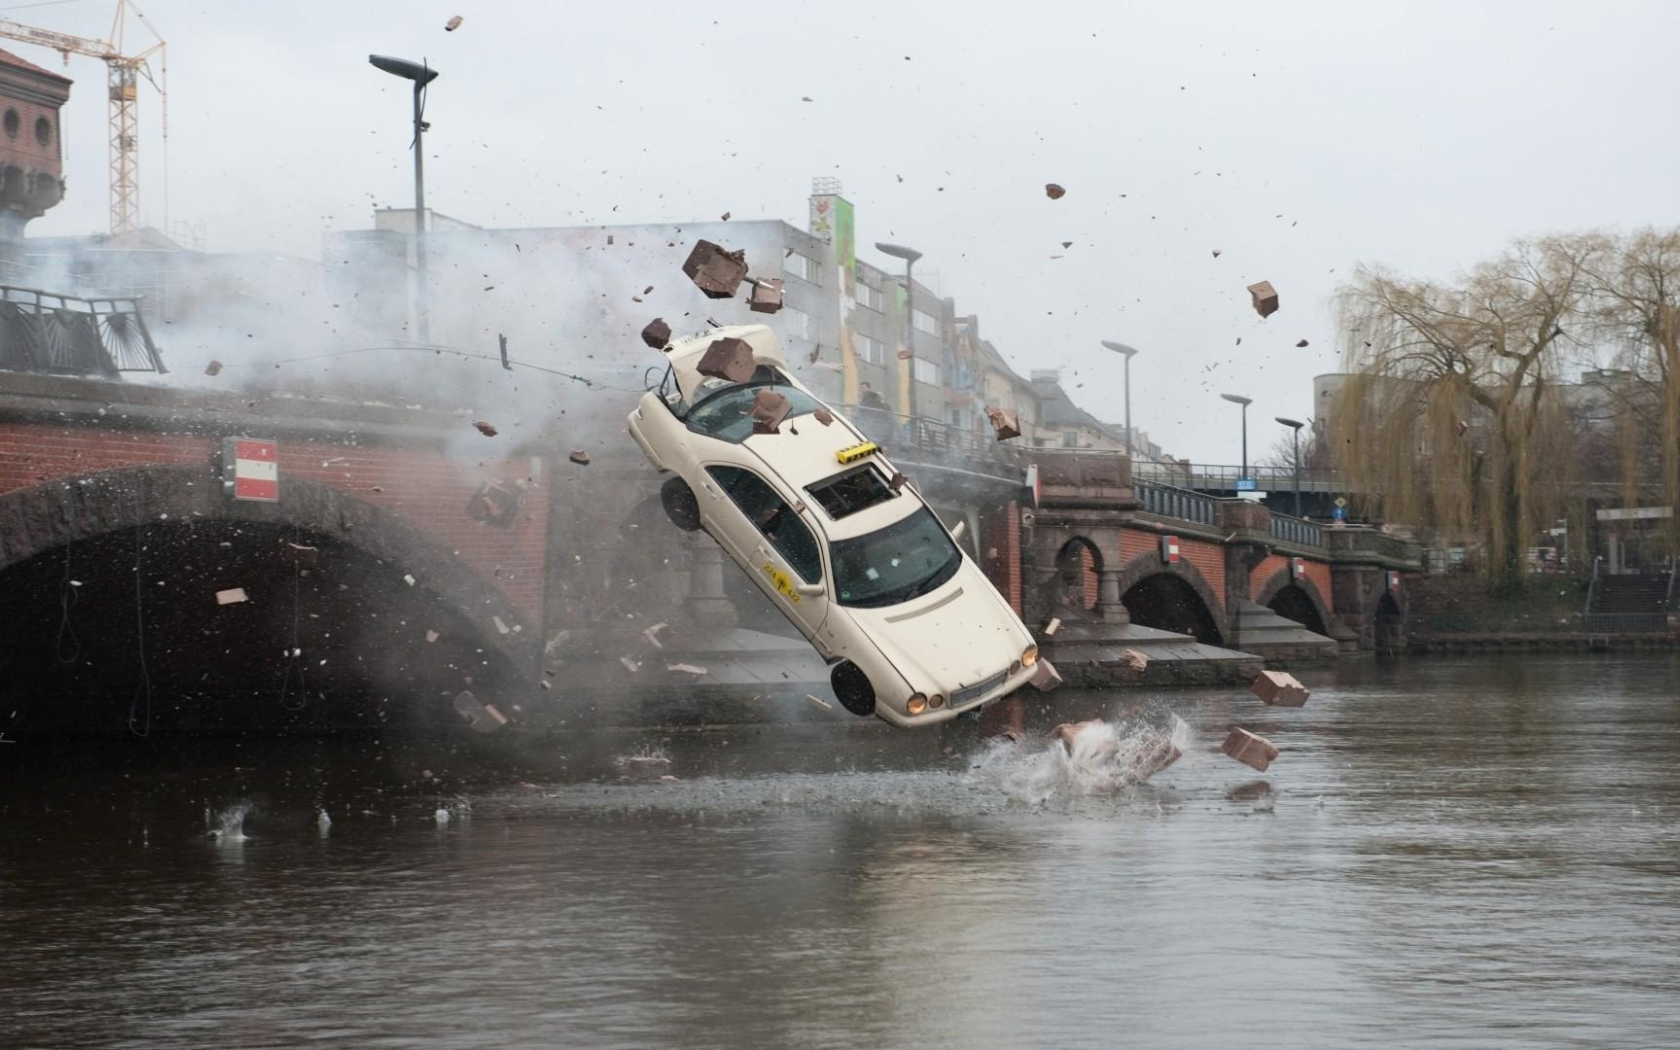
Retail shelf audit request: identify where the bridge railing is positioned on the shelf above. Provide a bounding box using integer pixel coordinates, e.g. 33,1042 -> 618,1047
0,284 -> 165,377
1133,460 -> 1342,491
1134,479 -> 1218,526
1270,511 -> 1324,548
847,407 -> 1030,480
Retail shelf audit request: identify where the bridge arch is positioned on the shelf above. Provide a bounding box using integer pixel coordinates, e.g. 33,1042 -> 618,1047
1052,536 -> 1103,612
1114,552 -> 1226,646
1253,567 -> 1333,637
0,465 -> 534,733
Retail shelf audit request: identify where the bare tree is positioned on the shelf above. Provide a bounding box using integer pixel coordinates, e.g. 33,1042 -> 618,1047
1331,234 -> 1609,593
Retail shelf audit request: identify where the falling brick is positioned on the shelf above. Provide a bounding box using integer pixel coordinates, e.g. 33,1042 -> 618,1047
1246,280 -> 1280,319
641,317 -> 672,349
984,404 -> 1021,441
887,471 -> 909,492
1135,736 -> 1182,779
813,407 -> 834,426
1212,249 -> 1222,258
472,420 -> 498,437
426,630 -> 439,643
1045,183 -> 1066,200
806,694 -> 833,711
681,240 -> 750,299
1251,670 -> 1309,707
1221,727 -> 1279,772
1030,659 -> 1063,692
749,389 -> 791,434
569,450 -> 591,466
1044,617 -> 1062,636
204,360 -> 223,376
667,663 -> 708,676
215,587 -> 248,606
642,622 -> 670,649
1295,339 -> 1309,348
1120,649 -> 1148,672
445,14 -> 463,30
747,277 -> 785,314
620,656 -> 640,674
697,336 -> 756,383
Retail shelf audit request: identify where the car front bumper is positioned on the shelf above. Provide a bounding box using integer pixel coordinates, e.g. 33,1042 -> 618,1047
872,662 -> 1039,729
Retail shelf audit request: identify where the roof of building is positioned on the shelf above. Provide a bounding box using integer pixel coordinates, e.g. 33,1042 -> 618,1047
0,47 -> 73,84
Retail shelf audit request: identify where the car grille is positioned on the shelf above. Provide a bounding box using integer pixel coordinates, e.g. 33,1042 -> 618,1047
951,669 -> 1008,709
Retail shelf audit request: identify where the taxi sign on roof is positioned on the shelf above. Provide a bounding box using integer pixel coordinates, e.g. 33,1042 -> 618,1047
836,440 -> 879,465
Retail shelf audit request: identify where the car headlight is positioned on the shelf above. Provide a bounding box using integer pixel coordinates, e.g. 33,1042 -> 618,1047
929,694 -> 945,709
1021,645 -> 1039,668
907,693 -> 928,716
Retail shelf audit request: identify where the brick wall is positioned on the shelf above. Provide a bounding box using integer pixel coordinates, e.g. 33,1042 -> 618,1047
1305,560 -> 1334,612
1248,552 -> 1334,613
1181,536 -> 1226,607
979,499 -> 1023,614
0,423 -> 549,620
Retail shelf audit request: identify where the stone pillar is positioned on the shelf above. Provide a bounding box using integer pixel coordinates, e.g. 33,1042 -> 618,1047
685,537 -> 738,629
1096,568 -> 1130,624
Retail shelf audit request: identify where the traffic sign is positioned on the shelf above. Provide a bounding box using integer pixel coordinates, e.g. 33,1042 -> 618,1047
1235,477 -> 1257,491
1333,496 -> 1348,508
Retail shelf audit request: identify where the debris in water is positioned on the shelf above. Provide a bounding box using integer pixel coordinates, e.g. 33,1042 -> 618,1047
984,404 -> 1021,441
569,450 -> 591,466
404,574 -> 416,586
660,774 -> 678,782
472,420 -> 498,437
641,317 -> 672,348
445,14 -> 463,31
697,336 -> 756,382
806,694 -> 832,711
1030,659 -> 1062,691
681,239 -> 750,299
620,656 -> 640,674
215,587 -> 248,605
747,277 -> 785,314
1221,727 -> 1279,772
453,690 -> 506,734
204,360 -> 223,376
435,808 -> 451,824
317,809 -> 332,831
1045,183 -> 1066,200
1246,280 -> 1280,319
493,616 -> 511,635
1120,648 -> 1148,672
1135,735 -> 1183,779
426,630 -> 439,643
1251,670 -> 1309,707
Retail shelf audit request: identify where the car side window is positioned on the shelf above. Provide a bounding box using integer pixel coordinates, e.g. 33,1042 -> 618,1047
706,466 -> 824,584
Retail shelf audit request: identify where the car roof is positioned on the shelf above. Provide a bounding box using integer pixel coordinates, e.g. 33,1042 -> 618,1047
741,417 -> 923,541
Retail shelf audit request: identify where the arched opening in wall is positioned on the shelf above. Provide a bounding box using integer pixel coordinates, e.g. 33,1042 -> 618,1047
1123,572 -> 1222,644
0,519 -> 522,739
1374,591 -> 1404,655
1267,583 -> 1328,635
1054,538 -> 1101,611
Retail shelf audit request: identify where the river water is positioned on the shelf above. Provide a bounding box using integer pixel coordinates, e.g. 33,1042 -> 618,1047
3,653 -> 1679,1049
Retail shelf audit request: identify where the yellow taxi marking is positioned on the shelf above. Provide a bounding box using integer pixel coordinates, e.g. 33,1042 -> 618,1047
835,441 -> 879,465
761,562 -> 802,603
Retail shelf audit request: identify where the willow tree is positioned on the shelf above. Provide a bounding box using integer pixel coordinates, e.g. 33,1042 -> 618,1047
1586,228 -> 1680,550
1331,235 -> 1608,593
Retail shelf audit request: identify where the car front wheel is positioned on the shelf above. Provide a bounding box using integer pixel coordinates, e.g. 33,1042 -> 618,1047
661,477 -> 702,532
830,661 -> 876,717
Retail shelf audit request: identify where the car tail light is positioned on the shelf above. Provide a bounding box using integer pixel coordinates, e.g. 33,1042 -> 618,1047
907,693 -> 928,715
929,694 -> 945,709
1021,645 -> 1039,668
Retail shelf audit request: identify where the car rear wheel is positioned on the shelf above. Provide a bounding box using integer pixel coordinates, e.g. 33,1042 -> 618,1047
661,477 -> 701,532
830,661 -> 876,717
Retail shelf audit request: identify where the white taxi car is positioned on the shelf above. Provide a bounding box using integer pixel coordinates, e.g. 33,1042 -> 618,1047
627,324 -> 1039,727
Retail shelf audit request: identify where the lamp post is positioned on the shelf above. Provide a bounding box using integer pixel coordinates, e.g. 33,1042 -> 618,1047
1275,416 -> 1305,517
1101,341 -> 1139,457
369,55 -> 440,344
875,241 -> 922,426
1220,393 -> 1253,487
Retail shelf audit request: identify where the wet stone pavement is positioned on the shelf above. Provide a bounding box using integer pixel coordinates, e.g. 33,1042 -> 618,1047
3,653 -> 1679,1049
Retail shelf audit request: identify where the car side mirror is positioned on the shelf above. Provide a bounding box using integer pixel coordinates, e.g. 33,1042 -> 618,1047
795,581 -> 826,597
949,520 -> 966,540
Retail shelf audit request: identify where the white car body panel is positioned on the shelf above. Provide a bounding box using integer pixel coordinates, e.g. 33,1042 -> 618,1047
627,325 -> 1038,728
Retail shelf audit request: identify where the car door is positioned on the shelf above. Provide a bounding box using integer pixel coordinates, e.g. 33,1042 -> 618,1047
703,465 -> 831,646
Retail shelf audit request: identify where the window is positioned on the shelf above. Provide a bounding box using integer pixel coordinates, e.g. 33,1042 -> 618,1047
684,382 -> 824,444
706,466 -> 823,584
1063,430 -> 1080,447
855,334 -> 885,365
830,508 -> 961,607
854,282 -> 882,311
912,309 -> 940,336
806,464 -> 900,521
784,250 -> 819,284
913,358 -> 941,385
782,306 -> 811,340
3,109 -> 17,139
34,116 -> 50,147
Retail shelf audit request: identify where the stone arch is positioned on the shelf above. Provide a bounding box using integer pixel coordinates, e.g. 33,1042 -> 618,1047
1253,567 -> 1334,637
1052,536 -> 1103,613
0,464 -> 533,671
1374,590 -> 1405,654
1114,551 -> 1226,645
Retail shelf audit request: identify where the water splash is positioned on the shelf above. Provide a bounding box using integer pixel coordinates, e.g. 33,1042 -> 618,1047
973,715 -> 1192,805
317,809 -> 332,835
206,803 -> 251,843
614,746 -> 672,770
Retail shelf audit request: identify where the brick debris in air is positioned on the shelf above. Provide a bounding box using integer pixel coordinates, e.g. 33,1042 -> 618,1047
681,240 -> 750,299
1221,727 -> 1279,772
1250,670 -> 1309,707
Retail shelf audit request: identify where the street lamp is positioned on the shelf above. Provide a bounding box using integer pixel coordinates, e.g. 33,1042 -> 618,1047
875,241 -> 923,425
1220,393 -> 1253,486
1276,416 -> 1305,517
369,54 -> 441,344
1101,341 -> 1139,457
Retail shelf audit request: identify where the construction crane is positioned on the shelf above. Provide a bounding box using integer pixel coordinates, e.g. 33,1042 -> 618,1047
0,0 -> 166,235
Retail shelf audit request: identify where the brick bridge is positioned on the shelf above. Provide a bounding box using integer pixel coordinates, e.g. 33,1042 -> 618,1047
0,376 -> 1419,735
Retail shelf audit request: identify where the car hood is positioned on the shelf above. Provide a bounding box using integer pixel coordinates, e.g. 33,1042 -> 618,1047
845,558 -> 1033,694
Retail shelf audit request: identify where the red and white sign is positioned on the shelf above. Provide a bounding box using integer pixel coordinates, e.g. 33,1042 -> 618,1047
1161,535 -> 1180,564
1290,557 -> 1306,580
1386,570 -> 1401,593
1024,463 -> 1041,508
224,437 -> 278,502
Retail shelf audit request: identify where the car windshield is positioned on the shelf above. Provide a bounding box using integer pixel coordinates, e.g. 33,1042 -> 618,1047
683,382 -> 825,444
830,507 -> 962,608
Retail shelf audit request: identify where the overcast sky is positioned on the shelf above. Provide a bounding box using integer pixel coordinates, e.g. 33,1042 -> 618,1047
23,0 -> 1680,461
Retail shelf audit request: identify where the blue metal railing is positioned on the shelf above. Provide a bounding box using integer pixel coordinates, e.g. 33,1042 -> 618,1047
1270,512 -> 1324,548
1134,480 -> 1217,526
